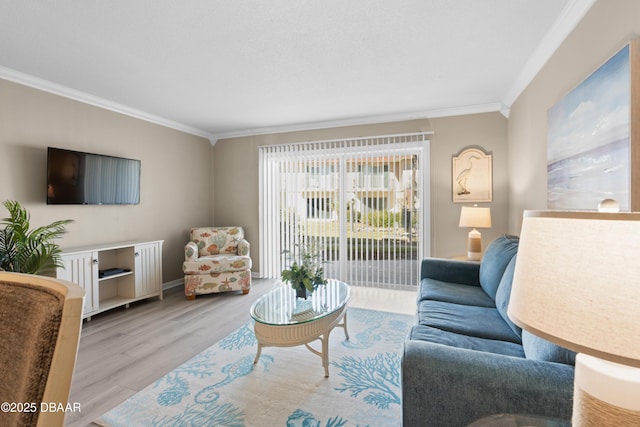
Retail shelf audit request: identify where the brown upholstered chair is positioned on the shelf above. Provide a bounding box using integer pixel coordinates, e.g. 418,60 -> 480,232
0,272 -> 84,427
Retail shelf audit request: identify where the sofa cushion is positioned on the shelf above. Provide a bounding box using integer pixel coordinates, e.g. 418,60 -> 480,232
408,325 -> 526,358
418,278 -> 495,307
522,330 -> 576,366
418,300 -> 521,344
420,257 -> 480,287
183,254 -> 252,274
494,255 -> 522,338
479,235 -> 519,301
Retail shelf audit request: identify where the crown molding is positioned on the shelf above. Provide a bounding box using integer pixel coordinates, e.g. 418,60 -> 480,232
211,102 -> 502,141
2,64 -> 498,146
501,0 -> 597,110
0,66 -> 215,142
5,0 -> 595,149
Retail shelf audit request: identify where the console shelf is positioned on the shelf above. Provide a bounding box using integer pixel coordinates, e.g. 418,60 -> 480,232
56,240 -> 163,320
98,271 -> 133,281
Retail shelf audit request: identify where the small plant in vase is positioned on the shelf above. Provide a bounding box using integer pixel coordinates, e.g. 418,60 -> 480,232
281,242 -> 327,299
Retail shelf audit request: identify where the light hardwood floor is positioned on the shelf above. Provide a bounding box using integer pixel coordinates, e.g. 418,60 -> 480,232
64,279 -> 416,426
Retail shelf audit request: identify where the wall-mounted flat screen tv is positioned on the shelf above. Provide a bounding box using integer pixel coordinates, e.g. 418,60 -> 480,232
47,147 -> 141,205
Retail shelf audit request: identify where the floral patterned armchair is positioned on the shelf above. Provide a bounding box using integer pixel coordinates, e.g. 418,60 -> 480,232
183,226 -> 252,299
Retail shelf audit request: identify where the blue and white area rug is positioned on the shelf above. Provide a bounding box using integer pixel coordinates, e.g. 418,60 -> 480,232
95,307 -> 412,427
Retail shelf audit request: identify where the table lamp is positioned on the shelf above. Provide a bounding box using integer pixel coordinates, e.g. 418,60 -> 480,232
508,210 -> 640,426
458,205 -> 491,261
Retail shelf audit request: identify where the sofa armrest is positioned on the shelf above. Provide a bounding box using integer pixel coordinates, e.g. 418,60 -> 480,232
402,340 -> 574,427
185,242 -> 199,261
420,258 -> 481,287
237,239 -> 250,256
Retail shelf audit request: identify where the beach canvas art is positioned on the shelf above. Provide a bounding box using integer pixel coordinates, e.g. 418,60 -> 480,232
547,42 -> 635,211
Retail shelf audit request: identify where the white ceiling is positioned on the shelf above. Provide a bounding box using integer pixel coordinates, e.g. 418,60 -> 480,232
0,1 -> 595,143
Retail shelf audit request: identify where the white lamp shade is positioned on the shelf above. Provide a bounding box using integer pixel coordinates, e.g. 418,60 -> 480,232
459,206 -> 491,228
508,210 -> 640,368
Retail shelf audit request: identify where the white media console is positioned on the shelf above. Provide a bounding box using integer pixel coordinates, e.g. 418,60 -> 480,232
56,240 -> 163,320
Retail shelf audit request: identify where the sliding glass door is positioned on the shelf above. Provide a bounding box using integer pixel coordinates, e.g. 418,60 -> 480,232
259,133 -> 430,290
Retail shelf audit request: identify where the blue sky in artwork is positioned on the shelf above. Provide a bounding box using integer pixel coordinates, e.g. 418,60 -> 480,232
547,44 -> 630,162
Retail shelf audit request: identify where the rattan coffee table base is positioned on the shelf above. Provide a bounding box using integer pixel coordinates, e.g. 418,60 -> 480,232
253,305 -> 349,377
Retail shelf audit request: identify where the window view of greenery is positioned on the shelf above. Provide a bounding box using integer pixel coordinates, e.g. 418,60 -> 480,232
280,154 -> 419,289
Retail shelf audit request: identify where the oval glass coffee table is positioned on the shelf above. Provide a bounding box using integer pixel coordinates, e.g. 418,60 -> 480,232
250,279 -> 350,377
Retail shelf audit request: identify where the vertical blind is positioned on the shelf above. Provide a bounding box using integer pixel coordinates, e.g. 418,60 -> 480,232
259,132 -> 431,290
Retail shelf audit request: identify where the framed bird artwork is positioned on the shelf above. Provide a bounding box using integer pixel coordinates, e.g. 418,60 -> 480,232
452,146 -> 493,203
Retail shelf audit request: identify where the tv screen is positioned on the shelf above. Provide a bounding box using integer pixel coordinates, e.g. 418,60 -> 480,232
47,147 -> 141,205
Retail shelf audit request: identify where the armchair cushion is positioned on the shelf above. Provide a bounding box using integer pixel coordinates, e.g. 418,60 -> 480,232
190,227 -> 246,257
183,254 -> 252,274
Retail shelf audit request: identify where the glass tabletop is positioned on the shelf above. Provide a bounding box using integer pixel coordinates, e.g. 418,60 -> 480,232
250,279 -> 350,326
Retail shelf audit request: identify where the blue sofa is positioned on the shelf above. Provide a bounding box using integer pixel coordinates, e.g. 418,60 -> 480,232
401,235 -> 576,426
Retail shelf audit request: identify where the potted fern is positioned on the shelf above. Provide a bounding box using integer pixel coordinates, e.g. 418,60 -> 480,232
281,242 -> 327,299
0,200 -> 73,275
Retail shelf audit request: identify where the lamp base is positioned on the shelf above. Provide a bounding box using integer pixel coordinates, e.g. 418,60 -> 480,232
467,228 -> 482,261
573,354 -> 640,426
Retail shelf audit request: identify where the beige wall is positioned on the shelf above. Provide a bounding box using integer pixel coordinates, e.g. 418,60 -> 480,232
508,0 -> 640,232
5,0 -> 633,284
214,112 -> 508,274
0,79 -> 214,282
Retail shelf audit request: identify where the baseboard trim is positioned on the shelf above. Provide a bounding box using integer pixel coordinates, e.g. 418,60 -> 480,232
163,279 -> 183,291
